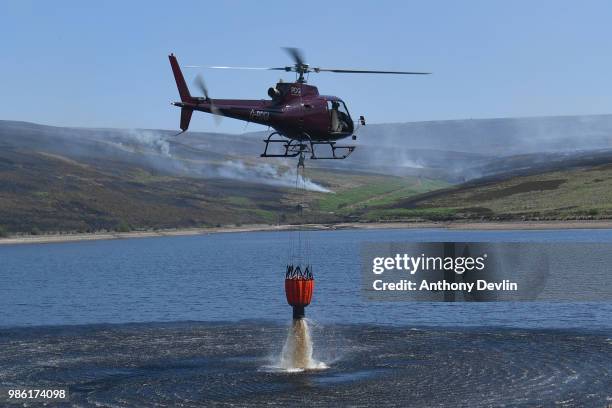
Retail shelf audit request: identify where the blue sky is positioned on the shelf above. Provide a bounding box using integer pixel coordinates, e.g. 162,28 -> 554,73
2,0 -> 611,133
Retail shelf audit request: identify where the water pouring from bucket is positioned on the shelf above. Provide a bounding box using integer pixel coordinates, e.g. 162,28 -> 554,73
279,319 -> 321,370
280,266 -> 326,370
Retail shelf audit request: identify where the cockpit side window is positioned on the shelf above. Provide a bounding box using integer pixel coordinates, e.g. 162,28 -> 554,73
327,100 -> 352,133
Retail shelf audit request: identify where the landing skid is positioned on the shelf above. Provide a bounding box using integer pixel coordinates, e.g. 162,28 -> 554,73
260,132 -> 355,160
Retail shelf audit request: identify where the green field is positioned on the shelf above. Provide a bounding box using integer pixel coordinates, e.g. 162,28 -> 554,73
314,176 -> 448,214
367,163 -> 612,221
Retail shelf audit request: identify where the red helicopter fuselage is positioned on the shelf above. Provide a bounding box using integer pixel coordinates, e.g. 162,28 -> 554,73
169,54 -> 354,142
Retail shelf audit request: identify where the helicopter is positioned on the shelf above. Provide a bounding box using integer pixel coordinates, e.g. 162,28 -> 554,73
169,48 -> 429,159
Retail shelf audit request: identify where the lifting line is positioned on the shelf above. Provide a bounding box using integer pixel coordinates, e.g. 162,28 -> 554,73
288,152 -> 311,274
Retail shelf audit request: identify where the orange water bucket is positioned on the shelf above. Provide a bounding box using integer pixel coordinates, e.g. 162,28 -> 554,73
285,278 -> 314,307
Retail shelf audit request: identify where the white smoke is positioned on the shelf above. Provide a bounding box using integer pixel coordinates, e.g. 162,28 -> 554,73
122,129 -> 171,157
399,157 -> 425,169
215,160 -> 331,192
111,130 -> 331,192
103,129 -> 171,157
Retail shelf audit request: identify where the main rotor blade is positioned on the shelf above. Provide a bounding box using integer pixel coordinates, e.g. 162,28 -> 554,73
283,47 -> 305,66
314,68 -> 431,75
186,65 -> 288,71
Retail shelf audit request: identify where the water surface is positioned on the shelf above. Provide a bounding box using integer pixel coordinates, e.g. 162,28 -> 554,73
1,229 -> 611,407
0,322 -> 609,407
1,228 -> 611,329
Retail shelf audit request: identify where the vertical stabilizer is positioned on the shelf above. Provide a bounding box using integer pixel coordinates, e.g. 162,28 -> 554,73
169,53 -> 192,103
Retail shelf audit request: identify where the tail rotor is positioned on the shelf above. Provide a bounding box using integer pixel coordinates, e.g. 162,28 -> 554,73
194,74 -> 223,125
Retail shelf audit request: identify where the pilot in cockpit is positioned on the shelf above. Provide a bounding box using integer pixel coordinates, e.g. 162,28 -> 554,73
331,101 -> 348,133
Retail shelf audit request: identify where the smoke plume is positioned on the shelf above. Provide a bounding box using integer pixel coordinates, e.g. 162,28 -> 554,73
117,130 -> 331,192
215,161 -> 330,192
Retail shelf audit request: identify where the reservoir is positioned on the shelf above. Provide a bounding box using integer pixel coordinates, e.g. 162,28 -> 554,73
0,228 -> 610,407
1,228 -> 610,329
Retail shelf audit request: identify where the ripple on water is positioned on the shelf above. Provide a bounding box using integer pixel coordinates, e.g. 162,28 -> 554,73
0,322 -> 610,407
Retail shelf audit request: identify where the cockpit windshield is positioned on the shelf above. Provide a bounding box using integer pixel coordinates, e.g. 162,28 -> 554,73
328,100 -> 353,133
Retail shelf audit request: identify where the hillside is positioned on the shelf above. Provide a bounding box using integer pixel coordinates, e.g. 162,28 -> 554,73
1,115 -> 612,235
246,113 -> 612,181
352,153 -> 612,222
0,121 -> 441,234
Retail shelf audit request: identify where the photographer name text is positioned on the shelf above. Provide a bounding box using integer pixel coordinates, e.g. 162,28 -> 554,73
371,253 -> 518,292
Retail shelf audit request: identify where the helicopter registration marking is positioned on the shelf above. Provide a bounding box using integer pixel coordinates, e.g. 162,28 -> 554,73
290,86 -> 301,96
249,109 -> 270,121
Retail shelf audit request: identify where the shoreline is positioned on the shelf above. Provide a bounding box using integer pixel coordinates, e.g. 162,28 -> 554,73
2,220 -> 612,245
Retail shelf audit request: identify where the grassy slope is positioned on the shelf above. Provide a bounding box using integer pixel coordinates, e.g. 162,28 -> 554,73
0,148 -> 289,233
365,163 -> 612,221
5,144 -> 612,233
0,149 -> 445,234
314,175 -> 448,214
